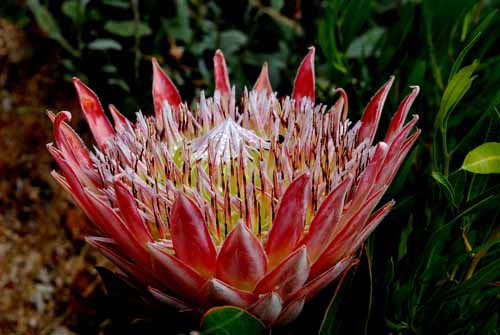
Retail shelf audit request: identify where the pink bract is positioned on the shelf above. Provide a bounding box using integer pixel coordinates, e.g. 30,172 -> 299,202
47,47 -> 420,326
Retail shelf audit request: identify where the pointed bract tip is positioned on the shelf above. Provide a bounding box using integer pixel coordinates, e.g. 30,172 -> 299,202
171,190 -> 217,278
54,110 -> 72,123
410,85 -> 420,93
357,75 -> 396,145
292,47 -> 316,104
46,110 -> 56,121
112,178 -> 125,190
377,141 -> 389,151
174,190 -> 190,205
72,77 -> 115,148
213,49 -> 231,95
152,58 -> 160,74
152,57 -> 182,118
152,57 -> 160,67
108,104 -> 119,116
335,88 -> 349,120
108,104 -> 131,131
253,62 -> 272,95
53,111 -> 73,149
294,171 -> 312,182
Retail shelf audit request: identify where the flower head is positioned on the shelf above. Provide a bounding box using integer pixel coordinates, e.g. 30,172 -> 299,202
48,47 -> 420,326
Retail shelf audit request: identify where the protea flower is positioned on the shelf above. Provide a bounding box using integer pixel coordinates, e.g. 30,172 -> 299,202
47,47 -> 419,326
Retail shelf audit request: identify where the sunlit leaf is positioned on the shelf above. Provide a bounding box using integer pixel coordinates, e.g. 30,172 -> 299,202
462,142 -> 500,174
435,61 -> 478,130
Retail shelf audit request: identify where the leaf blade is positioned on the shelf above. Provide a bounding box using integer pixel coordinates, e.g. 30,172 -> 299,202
200,306 -> 265,335
462,142 -> 500,174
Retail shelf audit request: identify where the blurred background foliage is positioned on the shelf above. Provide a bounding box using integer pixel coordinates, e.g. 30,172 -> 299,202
1,0 -> 499,334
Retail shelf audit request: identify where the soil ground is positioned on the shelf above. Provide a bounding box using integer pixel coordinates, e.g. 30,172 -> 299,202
0,53 -> 112,335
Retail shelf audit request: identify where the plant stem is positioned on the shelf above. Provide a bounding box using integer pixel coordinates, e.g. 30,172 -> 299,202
441,127 -> 450,176
465,224 -> 500,280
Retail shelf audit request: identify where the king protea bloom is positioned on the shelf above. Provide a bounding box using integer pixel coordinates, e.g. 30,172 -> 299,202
48,47 -> 419,326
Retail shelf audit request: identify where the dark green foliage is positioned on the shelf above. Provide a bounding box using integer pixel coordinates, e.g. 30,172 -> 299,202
5,0 -> 499,333
15,0 -> 310,116
314,2 -> 500,334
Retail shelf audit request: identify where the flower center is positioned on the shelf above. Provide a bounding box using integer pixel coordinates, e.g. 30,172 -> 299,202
91,90 -> 370,243
189,119 -> 270,164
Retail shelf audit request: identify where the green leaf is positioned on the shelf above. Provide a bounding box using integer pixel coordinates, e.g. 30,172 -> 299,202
87,38 -> 122,50
219,30 -> 248,55
462,142 -> 500,174
190,34 -> 215,56
345,27 -> 385,59
200,306 -> 265,335
432,171 -> 457,207
340,0 -> 372,43
448,33 -> 481,82
27,0 -> 62,39
61,0 -> 79,22
161,0 -> 192,43
435,61 -> 478,130
448,10 -> 497,81
27,0 -> 79,56
104,20 -> 152,37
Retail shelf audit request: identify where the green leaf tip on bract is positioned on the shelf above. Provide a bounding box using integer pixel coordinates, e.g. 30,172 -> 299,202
200,306 -> 266,335
462,142 -> 500,174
